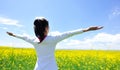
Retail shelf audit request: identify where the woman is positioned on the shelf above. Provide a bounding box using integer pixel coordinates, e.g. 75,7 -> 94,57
7,17 -> 103,70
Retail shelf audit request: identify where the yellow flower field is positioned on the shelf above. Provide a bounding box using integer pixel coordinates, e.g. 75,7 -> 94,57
56,50 -> 120,70
0,46 -> 120,70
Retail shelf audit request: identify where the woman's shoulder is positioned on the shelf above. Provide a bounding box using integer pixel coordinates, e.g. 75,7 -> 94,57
48,32 -> 62,37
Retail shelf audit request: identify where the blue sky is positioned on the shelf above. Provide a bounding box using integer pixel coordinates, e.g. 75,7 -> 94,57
0,0 -> 120,50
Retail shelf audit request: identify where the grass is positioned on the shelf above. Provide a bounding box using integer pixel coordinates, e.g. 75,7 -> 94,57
0,46 -> 120,70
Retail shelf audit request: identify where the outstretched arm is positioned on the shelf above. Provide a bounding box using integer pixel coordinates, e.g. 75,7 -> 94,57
6,32 -> 35,44
6,31 -> 28,40
54,26 -> 103,42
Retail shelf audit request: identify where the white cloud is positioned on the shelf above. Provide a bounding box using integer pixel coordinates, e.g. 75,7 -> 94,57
0,27 -> 8,30
109,7 -> 120,19
112,8 -> 120,16
56,33 -> 120,50
0,17 -> 23,27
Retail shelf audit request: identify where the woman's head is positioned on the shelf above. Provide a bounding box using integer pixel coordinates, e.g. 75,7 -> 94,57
34,17 -> 49,42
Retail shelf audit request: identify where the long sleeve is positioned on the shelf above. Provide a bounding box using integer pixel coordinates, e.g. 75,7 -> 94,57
54,29 -> 84,43
15,35 -> 35,45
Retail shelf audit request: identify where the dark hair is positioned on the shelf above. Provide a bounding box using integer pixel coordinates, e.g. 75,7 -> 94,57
34,17 -> 49,43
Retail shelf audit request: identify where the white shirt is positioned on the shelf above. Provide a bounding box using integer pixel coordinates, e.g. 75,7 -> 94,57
15,29 -> 84,70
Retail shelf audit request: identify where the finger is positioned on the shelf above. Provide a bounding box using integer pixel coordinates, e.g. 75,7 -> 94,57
7,32 -> 11,34
98,26 -> 103,29
6,32 -> 10,34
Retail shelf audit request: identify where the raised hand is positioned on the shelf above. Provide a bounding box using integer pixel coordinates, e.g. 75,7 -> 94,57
83,26 -> 103,32
6,32 -> 16,37
87,26 -> 103,31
